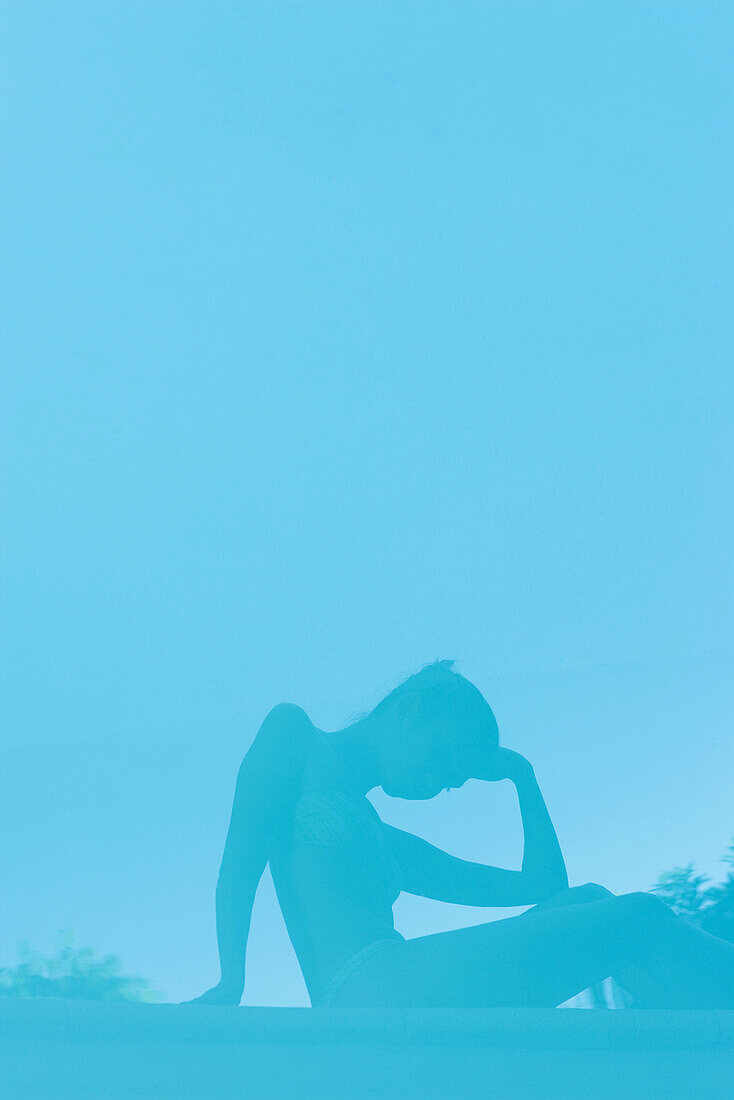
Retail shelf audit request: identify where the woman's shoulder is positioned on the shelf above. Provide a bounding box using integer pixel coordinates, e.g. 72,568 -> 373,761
254,703 -> 315,754
235,703 -> 317,801
263,702 -> 313,730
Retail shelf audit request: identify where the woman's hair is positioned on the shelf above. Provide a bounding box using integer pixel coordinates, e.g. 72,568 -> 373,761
368,659 -> 498,746
370,658 -> 460,718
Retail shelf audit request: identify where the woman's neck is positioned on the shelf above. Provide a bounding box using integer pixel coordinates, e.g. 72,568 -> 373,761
319,714 -> 384,796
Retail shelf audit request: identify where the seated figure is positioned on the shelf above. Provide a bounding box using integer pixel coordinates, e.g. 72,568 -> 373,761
189,660 -> 734,1010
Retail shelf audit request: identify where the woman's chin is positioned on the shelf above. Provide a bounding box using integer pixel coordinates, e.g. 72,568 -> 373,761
382,783 -> 441,801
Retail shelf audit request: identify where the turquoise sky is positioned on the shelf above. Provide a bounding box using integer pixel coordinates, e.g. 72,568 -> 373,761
2,2 -> 732,1005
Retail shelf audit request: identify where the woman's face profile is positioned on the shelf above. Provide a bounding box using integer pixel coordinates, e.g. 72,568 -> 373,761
379,711 -> 451,800
382,703 -> 497,800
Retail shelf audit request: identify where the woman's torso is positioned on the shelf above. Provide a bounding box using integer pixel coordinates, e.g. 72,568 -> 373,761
268,720 -> 404,1005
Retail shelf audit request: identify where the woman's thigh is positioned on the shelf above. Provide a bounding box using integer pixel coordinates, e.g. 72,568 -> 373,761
330,895 -> 639,1008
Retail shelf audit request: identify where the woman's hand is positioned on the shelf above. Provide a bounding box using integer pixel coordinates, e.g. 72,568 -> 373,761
479,747 -> 534,784
181,980 -> 243,1006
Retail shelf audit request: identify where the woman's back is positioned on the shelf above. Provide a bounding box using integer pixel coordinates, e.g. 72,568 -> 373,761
269,721 -> 404,1006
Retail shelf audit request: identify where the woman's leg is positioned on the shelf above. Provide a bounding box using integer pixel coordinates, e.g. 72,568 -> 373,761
520,883 -> 644,1005
330,891 -> 734,1009
519,883 -> 657,1005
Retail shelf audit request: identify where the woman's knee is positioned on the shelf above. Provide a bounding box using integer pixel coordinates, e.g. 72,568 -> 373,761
526,882 -> 615,914
550,883 -> 614,905
574,883 -> 615,902
615,890 -> 673,923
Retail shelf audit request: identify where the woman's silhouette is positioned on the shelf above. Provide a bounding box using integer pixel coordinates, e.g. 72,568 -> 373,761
190,661 -> 734,1009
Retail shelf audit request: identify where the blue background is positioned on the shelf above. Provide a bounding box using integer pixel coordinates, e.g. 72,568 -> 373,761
2,1 -> 732,1005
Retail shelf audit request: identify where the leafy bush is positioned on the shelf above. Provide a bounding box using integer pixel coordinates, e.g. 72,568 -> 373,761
0,931 -> 158,1001
652,841 -> 734,943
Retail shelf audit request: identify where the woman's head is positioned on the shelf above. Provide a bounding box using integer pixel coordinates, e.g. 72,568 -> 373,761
372,660 -> 499,798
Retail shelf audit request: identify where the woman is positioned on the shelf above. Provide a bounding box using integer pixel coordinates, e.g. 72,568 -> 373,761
190,660 -> 734,1009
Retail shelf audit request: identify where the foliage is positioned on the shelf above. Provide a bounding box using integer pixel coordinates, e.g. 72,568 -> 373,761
0,931 -> 158,1001
651,863 -> 711,921
651,841 -> 734,944
588,840 -> 734,1008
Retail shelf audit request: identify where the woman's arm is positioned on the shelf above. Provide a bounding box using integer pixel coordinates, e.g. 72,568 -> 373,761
503,752 -> 569,895
187,704 -> 310,1005
384,749 -> 568,907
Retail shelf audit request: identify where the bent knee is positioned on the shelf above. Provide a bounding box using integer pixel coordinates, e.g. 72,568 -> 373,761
530,882 -> 614,911
616,890 -> 673,918
576,883 -> 614,901
553,883 -> 614,905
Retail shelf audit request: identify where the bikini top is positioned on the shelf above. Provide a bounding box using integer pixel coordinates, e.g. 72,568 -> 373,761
289,786 -> 403,911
